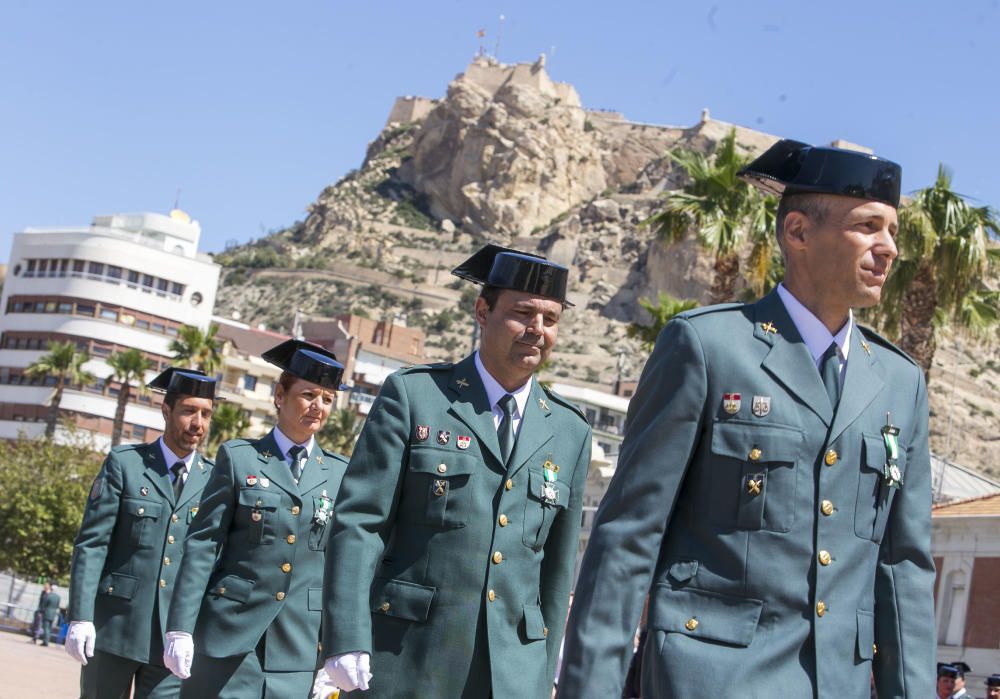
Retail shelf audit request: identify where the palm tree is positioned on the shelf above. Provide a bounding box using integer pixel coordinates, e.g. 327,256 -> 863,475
626,292 -> 700,352
25,341 -> 95,438
106,349 -> 154,446
879,165 -> 1000,376
318,408 -> 362,457
169,324 -> 222,375
646,129 -> 777,303
207,403 -> 250,454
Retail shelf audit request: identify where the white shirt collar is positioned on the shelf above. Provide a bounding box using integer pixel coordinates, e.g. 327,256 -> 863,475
272,426 -> 314,463
776,283 -> 852,367
159,437 -> 195,470
474,351 -> 533,422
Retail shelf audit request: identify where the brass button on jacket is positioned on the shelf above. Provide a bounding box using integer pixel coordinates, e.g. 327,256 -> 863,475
821,500 -> 834,516
492,551 -> 503,564
276,591 -> 285,601
291,506 -> 301,516
281,563 -> 292,573
816,601 -> 827,617
505,479 -> 513,491
380,601 -> 391,612
487,589 -> 496,602
748,448 -> 762,462
437,463 -> 447,474
824,449 -> 838,466
818,550 -> 832,566
286,534 -> 296,544
498,514 -> 509,527
685,618 -> 699,631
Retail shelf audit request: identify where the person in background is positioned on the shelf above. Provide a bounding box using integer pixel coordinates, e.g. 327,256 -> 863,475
985,674 -> 1000,699
32,581 -> 60,646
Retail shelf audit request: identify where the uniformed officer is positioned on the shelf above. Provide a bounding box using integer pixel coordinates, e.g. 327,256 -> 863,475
948,661 -> 974,699
938,664 -> 960,699
315,245 -> 593,698
558,140 -> 936,698
32,581 -> 61,646
985,674 -> 1000,699
164,339 -> 349,698
66,367 -> 217,698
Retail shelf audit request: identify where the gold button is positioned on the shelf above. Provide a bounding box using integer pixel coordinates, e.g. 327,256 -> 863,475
821,500 -> 834,516
171,514 -> 179,523
286,535 -> 296,544
380,601 -> 390,612
291,506 -> 301,516
818,550 -> 832,566
492,551 -> 503,564
816,601 -> 827,617
218,587 -> 226,595
159,579 -> 166,588
685,618 -> 698,631
748,448 -> 762,462
825,449 -> 838,466
138,507 -> 145,515
107,586 -> 114,593
437,463 -> 447,474
256,499 -> 263,507
505,479 -> 513,491
488,589 -> 496,602
167,535 -> 175,544
543,626 -> 549,637
276,592 -> 285,601
281,563 -> 292,573
498,514 -> 509,527
163,557 -> 171,565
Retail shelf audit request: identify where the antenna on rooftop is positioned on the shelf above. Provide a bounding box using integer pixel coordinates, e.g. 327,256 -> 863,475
477,27 -> 486,56
174,188 -> 182,210
494,14 -> 504,60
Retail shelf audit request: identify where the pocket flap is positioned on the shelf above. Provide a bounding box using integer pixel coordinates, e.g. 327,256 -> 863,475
308,587 -> 323,611
711,422 -> 803,463
862,433 -> 906,474
408,448 -> 477,477
370,578 -> 436,622
856,610 -> 874,660
523,604 -> 547,640
526,470 -> 569,508
237,488 -> 282,509
124,498 -> 162,519
667,560 -> 699,584
648,584 -> 763,647
99,572 -> 140,600
209,574 -> 255,604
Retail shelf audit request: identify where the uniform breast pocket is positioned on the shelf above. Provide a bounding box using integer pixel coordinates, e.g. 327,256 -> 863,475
237,488 -> 282,544
522,470 -> 569,550
122,498 -> 162,548
709,421 -> 803,533
405,449 -> 476,528
855,433 -> 906,543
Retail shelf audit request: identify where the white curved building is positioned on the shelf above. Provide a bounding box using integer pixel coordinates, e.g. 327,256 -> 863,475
0,211 -> 220,450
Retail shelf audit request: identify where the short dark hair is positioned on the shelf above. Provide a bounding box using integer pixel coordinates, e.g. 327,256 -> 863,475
776,192 -> 831,244
479,285 -> 502,311
163,392 -> 180,409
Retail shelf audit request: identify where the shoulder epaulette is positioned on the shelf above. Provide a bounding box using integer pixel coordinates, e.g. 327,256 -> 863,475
199,454 -> 216,466
858,325 -> 919,367
224,438 -> 255,451
399,362 -> 453,374
676,302 -> 745,320
110,443 -> 144,456
322,447 -> 349,462
540,384 -> 588,422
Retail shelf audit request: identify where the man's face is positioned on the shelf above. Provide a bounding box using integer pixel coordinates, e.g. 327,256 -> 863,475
986,686 -> 999,699
476,290 -> 562,379
792,194 -> 899,310
955,675 -> 966,691
938,675 -> 956,697
161,396 -> 214,456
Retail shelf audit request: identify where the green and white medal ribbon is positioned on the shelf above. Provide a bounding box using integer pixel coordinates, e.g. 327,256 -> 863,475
881,414 -> 903,488
542,459 -> 559,504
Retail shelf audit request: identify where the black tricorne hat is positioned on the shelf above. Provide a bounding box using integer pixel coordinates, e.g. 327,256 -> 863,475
451,244 -> 573,306
148,367 -> 218,400
987,674 -> 1000,687
738,139 -> 902,208
261,339 -> 347,390
938,664 -> 960,679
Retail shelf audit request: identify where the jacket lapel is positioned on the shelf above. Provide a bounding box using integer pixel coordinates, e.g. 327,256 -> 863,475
141,442 -> 174,504
827,328 -> 885,444
255,430 -> 301,501
295,441 -> 330,495
755,291 -> 834,427
446,356 -> 504,467
505,380 -> 554,479
176,454 -> 209,508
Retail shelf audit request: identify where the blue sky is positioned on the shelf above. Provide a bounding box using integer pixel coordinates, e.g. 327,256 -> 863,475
2,1 -> 998,262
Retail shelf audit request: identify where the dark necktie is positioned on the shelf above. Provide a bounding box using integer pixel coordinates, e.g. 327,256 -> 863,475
288,445 -> 306,483
820,342 -> 841,410
170,461 -> 186,500
497,394 -> 516,465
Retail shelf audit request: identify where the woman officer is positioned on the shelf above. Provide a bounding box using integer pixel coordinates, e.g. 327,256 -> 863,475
163,339 -> 349,698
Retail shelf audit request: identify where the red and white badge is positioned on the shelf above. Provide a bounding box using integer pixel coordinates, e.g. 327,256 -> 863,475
456,435 -> 471,450
722,393 -> 741,415
246,475 -> 258,486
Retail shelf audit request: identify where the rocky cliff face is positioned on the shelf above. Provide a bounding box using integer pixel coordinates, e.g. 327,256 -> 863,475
213,57 -> 1000,477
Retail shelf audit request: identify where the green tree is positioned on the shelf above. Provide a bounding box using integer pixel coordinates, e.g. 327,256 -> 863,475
208,402 -> 251,454
879,165 -> 1000,376
647,129 -> 777,303
626,292 -> 700,352
106,348 -> 154,446
318,408 -> 362,457
0,435 -> 103,581
169,323 -> 222,375
25,341 -> 95,438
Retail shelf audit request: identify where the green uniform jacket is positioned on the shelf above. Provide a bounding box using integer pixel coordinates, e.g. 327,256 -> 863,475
38,591 -> 61,622
69,442 -> 214,663
559,291 -> 935,699
166,430 -> 348,672
322,355 -> 592,699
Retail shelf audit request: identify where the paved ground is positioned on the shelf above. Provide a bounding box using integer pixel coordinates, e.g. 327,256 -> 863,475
0,629 -> 80,698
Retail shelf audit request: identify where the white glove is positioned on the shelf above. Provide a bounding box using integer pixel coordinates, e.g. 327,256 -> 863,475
324,652 -> 372,692
311,666 -> 340,699
163,631 -> 194,679
65,621 -> 96,665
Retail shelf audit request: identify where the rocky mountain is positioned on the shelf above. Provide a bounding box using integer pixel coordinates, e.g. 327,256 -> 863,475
213,56 -> 1000,477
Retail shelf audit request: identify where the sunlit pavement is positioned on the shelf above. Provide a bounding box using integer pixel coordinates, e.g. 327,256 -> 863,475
0,629 -> 80,698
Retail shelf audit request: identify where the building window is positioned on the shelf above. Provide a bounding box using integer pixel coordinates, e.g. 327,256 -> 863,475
132,425 -> 146,441
25,259 -> 37,276
75,304 -> 96,317
107,265 -> 123,280
134,318 -> 150,330
71,260 -> 84,276
99,308 -> 118,321
57,302 -> 73,314
127,270 -> 139,286
171,281 -> 184,296
938,568 -> 969,645
151,322 -> 165,334
88,261 -> 104,277
243,375 -> 258,392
